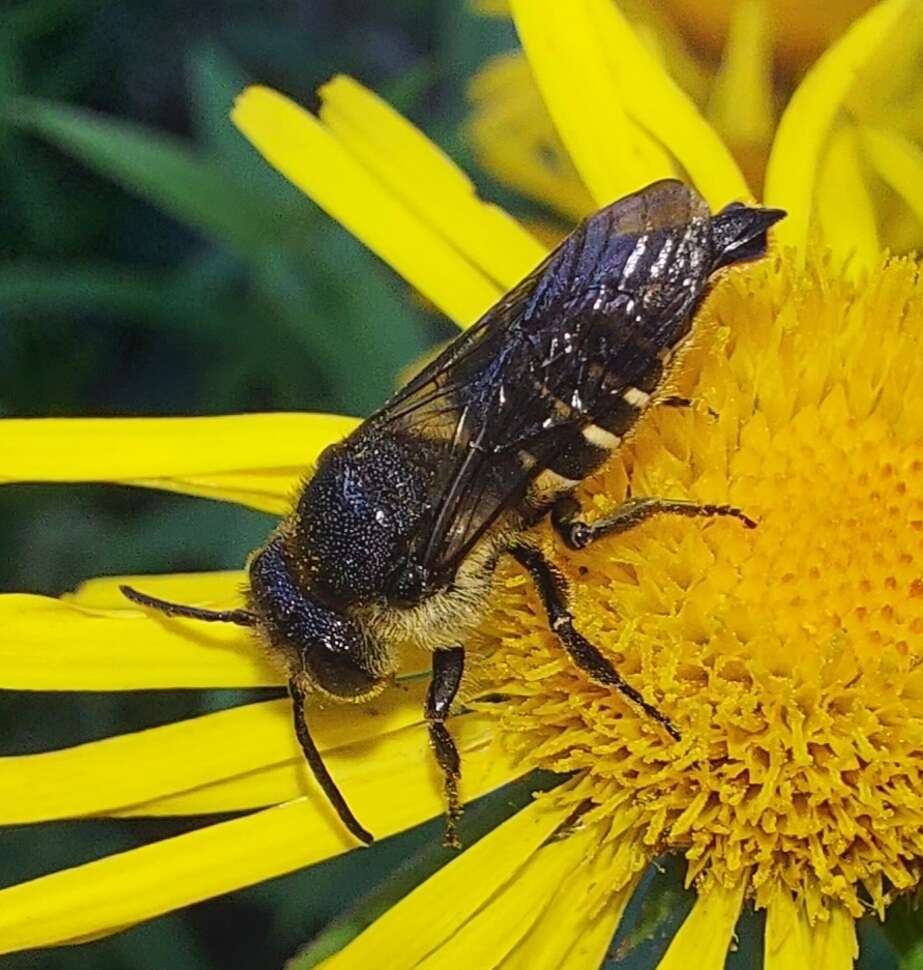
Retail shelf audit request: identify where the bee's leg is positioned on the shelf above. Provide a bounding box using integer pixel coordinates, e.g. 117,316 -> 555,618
426,646 -> 466,849
658,395 -> 693,410
658,396 -> 718,419
551,495 -> 756,551
509,544 -> 681,742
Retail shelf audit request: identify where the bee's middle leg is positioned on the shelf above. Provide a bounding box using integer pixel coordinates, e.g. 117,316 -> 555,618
426,645 -> 465,848
510,543 -> 681,742
551,494 -> 756,550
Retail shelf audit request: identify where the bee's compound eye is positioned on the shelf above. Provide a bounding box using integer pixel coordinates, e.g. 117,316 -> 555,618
248,540 -> 385,700
304,640 -> 380,699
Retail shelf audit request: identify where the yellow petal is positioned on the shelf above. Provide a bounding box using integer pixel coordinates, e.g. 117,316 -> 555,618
0,413 -> 357,512
0,716 -> 519,955
498,834 -> 642,970
656,879 -> 746,970
232,86 -> 502,328
0,683 -> 426,823
318,75 -> 547,292
511,0 -> 748,209
112,702 -> 476,818
3,568 -> 430,692
509,0 -> 674,205
0,593 -> 280,689
558,891 -> 633,970
320,787 -> 575,970
764,889 -> 813,970
816,125 -> 880,276
133,471 -> 298,514
810,906 -> 858,969
466,53 -> 596,223
67,569 -> 245,610
861,125 -> 923,226
764,0 -> 914,257
707,0 -> 774,148
415,824 -> 598,970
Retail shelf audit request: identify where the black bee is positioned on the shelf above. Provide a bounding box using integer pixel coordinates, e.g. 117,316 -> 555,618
122,179 -> 785,847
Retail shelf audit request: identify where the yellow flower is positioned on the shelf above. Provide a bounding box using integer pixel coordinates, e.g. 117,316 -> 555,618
467,0 -> 923,249
475,0 -> 877,71
1,0 -> 923,966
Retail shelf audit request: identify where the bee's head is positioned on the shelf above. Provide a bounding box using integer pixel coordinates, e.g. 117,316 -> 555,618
710,201 -> 786,271
118,537 -> 382,846
247,539 -> 389,701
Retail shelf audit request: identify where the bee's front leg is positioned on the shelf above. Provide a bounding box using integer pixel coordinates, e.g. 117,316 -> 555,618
509,543 -> 681,742
551,495 -> 756,550
426,645 -> 465,849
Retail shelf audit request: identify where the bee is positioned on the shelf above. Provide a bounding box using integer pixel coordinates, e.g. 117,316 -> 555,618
122,179 -> 785,847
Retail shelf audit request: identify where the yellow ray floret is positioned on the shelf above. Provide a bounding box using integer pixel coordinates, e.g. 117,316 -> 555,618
322,791 -> 575,970
510,0 -> 749,209
0,413 -> 357,512
465,51 -> 595,223
0,683 -> 426,824
317,75 -> 547,292
495,842 -> 642,970
657,879 -> 746,970
232,85 -> 539,329
815,126 -> 880,276
765,0 -> 914,257
0,715 -> 519,955
862,125 -> 923,227
413,823 -> 598,970
0,592 -> 278,689
508,0 -> 675,205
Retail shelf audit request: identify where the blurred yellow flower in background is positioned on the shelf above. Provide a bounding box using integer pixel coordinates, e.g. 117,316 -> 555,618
475,0 -> 876,70
468,0 -> 923,253
2,1 -> 923,967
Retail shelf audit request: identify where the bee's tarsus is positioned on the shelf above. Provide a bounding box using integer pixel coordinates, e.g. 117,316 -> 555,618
426,647 -> 465,849
551,496 -> 757,550
510,544 -> 681,742
658,395 -> 719,421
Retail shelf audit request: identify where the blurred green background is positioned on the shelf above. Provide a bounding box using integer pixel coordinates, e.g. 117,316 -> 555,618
0,2 -> 909,968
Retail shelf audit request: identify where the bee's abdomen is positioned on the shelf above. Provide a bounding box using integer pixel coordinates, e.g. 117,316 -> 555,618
524,339 -> 673,502
527,397 -> 647,497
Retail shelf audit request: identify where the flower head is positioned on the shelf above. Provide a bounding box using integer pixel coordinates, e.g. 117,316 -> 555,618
2,1 -> 923,967
477,248 -> 923,927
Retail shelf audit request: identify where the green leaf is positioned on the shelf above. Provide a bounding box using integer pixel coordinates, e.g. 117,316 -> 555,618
882,893 -> 923,970
4,96 -> 289,258
6,0 -> 86,42
605,856 -> 694,969
287,770 -> 564,969
0,260 -> 176,320
186,41 -> 297,203
187,43 -> 249,159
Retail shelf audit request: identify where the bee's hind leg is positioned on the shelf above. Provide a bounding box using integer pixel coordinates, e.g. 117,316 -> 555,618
510,543 -> 681,742
426,646 -> 465,849
551,495 -> 756,551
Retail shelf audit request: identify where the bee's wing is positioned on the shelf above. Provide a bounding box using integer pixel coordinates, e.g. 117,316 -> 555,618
370,179 -> 711,582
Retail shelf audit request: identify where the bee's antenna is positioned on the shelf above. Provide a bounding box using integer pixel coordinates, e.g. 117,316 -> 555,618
289,677 -> 374,845
119,584 -> 256,627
